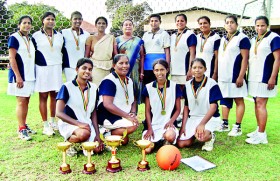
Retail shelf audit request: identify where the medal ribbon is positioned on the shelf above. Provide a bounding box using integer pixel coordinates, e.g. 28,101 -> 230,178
115,72 -> 129,104
223,31 -> 237,51
200,31 -> 211,52
191,76 -> 207,99
71,28 -> 80,48
76,80 -> 90,111
43,28 -> 54,48
175,28 -> 186,49
18,31 -> 30,55
156,81 -> 166,112
254,30 -> 268,55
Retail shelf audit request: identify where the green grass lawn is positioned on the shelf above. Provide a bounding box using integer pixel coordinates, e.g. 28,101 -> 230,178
0,70 -> 279,181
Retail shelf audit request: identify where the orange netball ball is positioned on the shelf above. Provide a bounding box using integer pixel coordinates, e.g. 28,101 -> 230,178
156,145 -> 181,170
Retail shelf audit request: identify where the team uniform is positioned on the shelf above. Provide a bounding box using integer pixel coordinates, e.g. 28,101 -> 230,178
179,77 -> 223,140
61,28 -> 90,81
56,79 -> 98,141
218,31 -> 250,108
32,29 -> 64,92
248,31 -> 280,97
142,29 -> 170,85
196,32 -> 220,77
142,80 -> 181,144
7,32 -> 36,97
97,72 -> 134,129
170,29 -> 197,84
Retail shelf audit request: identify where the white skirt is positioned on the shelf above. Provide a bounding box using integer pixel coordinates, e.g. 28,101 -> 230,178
58,120 -> 96,142
64,68 -> 77,82
103,118 -> 134,130
35,65 -> 63,92
248,81 -> 277,98
218,81 -> 248,98
7,81 -> 35,97
142,127 -> 179,144
179,116 -> 219,140
171,75 -> 187,85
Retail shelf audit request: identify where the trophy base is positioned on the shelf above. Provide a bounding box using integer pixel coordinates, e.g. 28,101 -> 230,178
137,161 -> 150,171
106,159 -> 122,173
59,164 -> 71,174
82,163 -> 96,174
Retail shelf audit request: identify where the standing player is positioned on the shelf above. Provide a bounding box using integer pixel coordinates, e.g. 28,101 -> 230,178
246,16 -> 280,144
32,12 -> 64,136
217,15 -> 250,136
142,59 -> 181,153
7,15 -> 36,141
177,58 -> 223,151
61,11 -> 90,81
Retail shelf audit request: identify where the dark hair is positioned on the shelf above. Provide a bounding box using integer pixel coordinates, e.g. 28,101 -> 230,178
41,12 -> 55,26
175,14 -> 187,22
149,14 -> 161,23
191,58 -> 207,69
197,16 -> 211,24
76,58 -> 93,69
122,19 -> 134,26
18,15 -> 33,25
113,54 -> 129,64
255,16 -> 269,26
71,11 -> 82,20
95,16 -> 108,25
152,59 -> 169,70
225,15 -> 238,25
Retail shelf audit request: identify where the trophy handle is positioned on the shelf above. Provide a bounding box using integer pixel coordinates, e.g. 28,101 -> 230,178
133,140 -> 138,147
100,133 -> 105,142
122,129 -> 127,139
149,142 -> 155,148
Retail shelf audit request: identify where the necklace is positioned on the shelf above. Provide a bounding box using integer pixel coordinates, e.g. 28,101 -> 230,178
71,28 -> 80,50
43,28 -> 54,51
18,31 -> 31,58
76,79 -> 90,111
156,80 -> 167,115
116,72 -> 129,105
200,31 -> 211,52
191,76 -> 207,105
223,31 -> 238,51
254,31 -> 268,55
174,28 -> 186,52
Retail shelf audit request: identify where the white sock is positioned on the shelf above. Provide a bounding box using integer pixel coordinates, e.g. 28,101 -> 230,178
50,117 -> 55,123
257,131 -> 266,137
43,121 -> 49,127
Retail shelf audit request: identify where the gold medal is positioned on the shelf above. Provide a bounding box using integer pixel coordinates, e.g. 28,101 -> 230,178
76,46 -> 80,51
161,110 -> 166,115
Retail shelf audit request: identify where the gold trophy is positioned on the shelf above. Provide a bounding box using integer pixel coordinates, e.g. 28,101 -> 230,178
134,140 -> 154,171
100,130 -> 127,173
81,141 -> 99,174
57,142 -> 72,174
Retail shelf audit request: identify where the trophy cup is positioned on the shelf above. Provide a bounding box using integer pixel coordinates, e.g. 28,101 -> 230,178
100,130 -> 127,173
57,142 -> 72,174
134,140 -> 154,171
81,141 -> 99,174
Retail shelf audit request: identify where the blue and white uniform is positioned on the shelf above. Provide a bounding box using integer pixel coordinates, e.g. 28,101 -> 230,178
142,80 -> 181,144
7,32 -> 36,97
218,31 -> 250,98
179,77 -> 223,140
32,29 -> 64,92
196,32 -> 220,77
142,29 -> 170,70
248,31 -> 280,97
56,79 -> 98,141
61,28 -> 90,81
170,29 -> 197,84
97,72 -> 134,129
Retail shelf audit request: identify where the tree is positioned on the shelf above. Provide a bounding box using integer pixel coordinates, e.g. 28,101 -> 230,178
106,0 -> 152,37
0,0 -> 10,55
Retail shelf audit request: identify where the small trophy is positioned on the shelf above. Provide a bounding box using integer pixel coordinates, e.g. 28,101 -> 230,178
81,141 -> 99,174
134,140 -> 154,171
100,130 -> 127,173
57,142 -> 72,174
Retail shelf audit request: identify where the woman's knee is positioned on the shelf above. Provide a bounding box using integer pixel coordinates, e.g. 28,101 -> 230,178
76,130 -> 90,142
177,140 -> 192,148
164,130 -> 176,143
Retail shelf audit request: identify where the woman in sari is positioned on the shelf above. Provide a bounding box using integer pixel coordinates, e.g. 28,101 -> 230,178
116,19 -> 145,104
85,16 -> 118,86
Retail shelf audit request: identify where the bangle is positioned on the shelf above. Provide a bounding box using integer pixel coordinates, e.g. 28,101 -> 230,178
140,73 -> 144,76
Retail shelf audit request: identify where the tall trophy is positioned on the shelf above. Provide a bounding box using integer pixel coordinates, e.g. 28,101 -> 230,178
57,142 -> 72,174
134,140 -> 154,171
100,129 -> 127,173
81,141 -> 99,174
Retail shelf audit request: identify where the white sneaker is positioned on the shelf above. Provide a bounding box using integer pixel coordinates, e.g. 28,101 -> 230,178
246,127 -> 259,138
43,126 -> 55,136
83,149 -> 94,156
216,123 -> 230,132
67,146 -> 77,157
50,121 -> 58,131
228,124 -> 242,136
245,132 -> 268,144
202,133 -> 215,151
18,129 -> 32,141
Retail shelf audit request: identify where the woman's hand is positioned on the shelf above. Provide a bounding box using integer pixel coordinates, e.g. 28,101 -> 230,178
186,70 -> 193,81
164,120 -> 175,129
267,78 -> 276,90
126,113 -> 139,126
77,122 -> 90,131
144,128 -> 154,141
195,124 -> 205,141
179,127 -> 186,138
236,76 -> 243,88
16,76 -> 24,88
94,136 -> 104,152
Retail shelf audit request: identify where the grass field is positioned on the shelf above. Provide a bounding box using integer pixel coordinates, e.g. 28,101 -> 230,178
0,70 -> 279,181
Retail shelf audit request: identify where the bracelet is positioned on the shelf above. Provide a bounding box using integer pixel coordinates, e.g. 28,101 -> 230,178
140,73 -> 144,76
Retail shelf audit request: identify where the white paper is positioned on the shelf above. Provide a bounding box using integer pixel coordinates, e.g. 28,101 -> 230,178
181,155 -> 216,172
